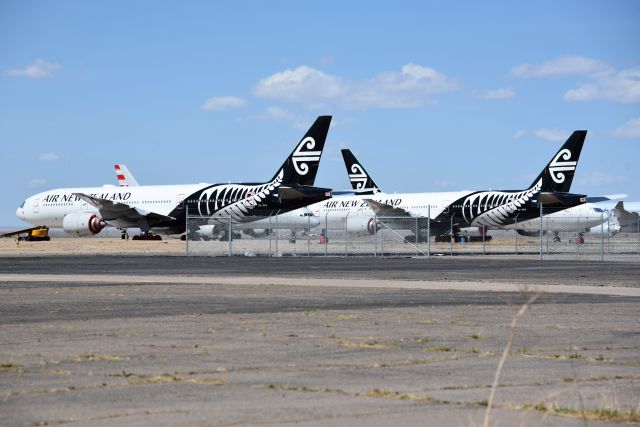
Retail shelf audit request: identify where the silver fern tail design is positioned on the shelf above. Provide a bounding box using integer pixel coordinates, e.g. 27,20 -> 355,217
197,171 -> 284,222
462,179 -> 542,227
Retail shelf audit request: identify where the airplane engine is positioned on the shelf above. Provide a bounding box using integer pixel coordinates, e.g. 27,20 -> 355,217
516,229 -> 545,237
62,213 -> 106,236
195,225 -> 220,240
459,226 -> 487,237
346,217 -> 382,236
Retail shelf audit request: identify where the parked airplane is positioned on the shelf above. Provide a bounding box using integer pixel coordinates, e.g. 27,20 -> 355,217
590,201 -> 640,236
112,165 -> 318,241
114,165 -> 139,187
310,132 -> 588,240
194,209 -> 319,242
13,116 -> 333,239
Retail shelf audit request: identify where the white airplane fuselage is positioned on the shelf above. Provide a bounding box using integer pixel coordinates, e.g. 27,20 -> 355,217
308,191 -> 470,220
16,184 -> 322,237
503,203 -> 608,232
16,184 -> 207,234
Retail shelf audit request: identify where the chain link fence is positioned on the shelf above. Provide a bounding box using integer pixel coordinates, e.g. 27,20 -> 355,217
185,211 -> 640,260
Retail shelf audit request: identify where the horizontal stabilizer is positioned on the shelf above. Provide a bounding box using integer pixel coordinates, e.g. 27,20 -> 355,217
278,186 -> 332,200
538,192 -> 587,206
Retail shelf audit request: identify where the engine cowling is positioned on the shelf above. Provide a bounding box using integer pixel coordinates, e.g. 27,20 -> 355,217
62,213 -> 106,236
459,226 -> 488,237
345,217 -> 382,236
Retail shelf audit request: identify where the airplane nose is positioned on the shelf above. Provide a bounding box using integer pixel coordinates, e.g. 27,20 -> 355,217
16,207 -> 25,221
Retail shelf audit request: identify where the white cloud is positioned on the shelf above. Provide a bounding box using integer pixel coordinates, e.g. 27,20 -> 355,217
253,66 -> 344,104
534,128 -> 568,142
613,117 -> 640,139
512,55 -> 640,103
473,88 -> 516,100
202,96 -> 248,111
512,55 -> 611,78
252,64 -> 458,109
39,153 -> 59,162
254,106 -> 294,121
576,171 -> 626,187
513,129 -> 526,139
6,59 -> 61,79
563,67 -> 640,103
27,179 -> 46,188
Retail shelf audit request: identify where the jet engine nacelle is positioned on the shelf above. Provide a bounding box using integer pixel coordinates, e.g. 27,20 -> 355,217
516,229 -> 545,237
346,217 -> 382,236
62,213 -> 106,236
459,226 -> 487,237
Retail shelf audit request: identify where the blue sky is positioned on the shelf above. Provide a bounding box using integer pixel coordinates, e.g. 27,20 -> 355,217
1,1 -> 639,225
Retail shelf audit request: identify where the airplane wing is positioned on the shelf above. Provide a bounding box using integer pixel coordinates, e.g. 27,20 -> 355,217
363,199 -> 413,217
73,193 -> 175,224
612,201 -> 640,228
1,226 -> 45,238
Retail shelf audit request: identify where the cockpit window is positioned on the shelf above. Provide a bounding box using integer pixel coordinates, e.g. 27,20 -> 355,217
593,207 -> 604,213
19,200 -> 25,208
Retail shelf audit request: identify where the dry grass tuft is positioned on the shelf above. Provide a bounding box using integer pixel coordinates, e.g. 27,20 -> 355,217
522,402 -> 640,423
363,388 -> 439,403
70,354 -> 122,363
338,340 -> 394,350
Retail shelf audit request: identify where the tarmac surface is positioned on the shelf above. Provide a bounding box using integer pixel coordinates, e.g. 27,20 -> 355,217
1,256 -> 639,426
1,255 -> 640,286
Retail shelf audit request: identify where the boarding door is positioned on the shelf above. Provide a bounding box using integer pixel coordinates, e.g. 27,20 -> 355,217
33,198 -> 39,213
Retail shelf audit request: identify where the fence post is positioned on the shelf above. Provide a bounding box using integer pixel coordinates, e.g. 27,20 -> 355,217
482,225 -> 486,256
546,217 -> 550,255
539,203 -> 543,261
427,206 -> 430,260
275,212 -> 279,258
637,218 -> 640,256
600,212 -> 604,261
185,205 -> 189,257
576,218 -> 580,256
450,215 -> 454,257
374,214 -> 378,257
307,215 -> 311,257
415,216 -> 419,256
345,212 -> 350,257
268,215 -> 272,257
514,214 -> 519,255
381,219 -> 384,257
324,212 -> 328,258
228,216 -> 232,257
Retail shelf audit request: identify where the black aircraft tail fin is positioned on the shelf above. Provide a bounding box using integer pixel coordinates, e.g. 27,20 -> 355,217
341,149 -> 382,193
271,115 -> 332,186
529,130 -> 587,192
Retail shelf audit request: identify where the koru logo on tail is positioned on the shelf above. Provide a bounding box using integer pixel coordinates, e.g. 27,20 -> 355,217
348,164 -> 368,189
292,137 -> 321,175
549,149 -> 577,184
